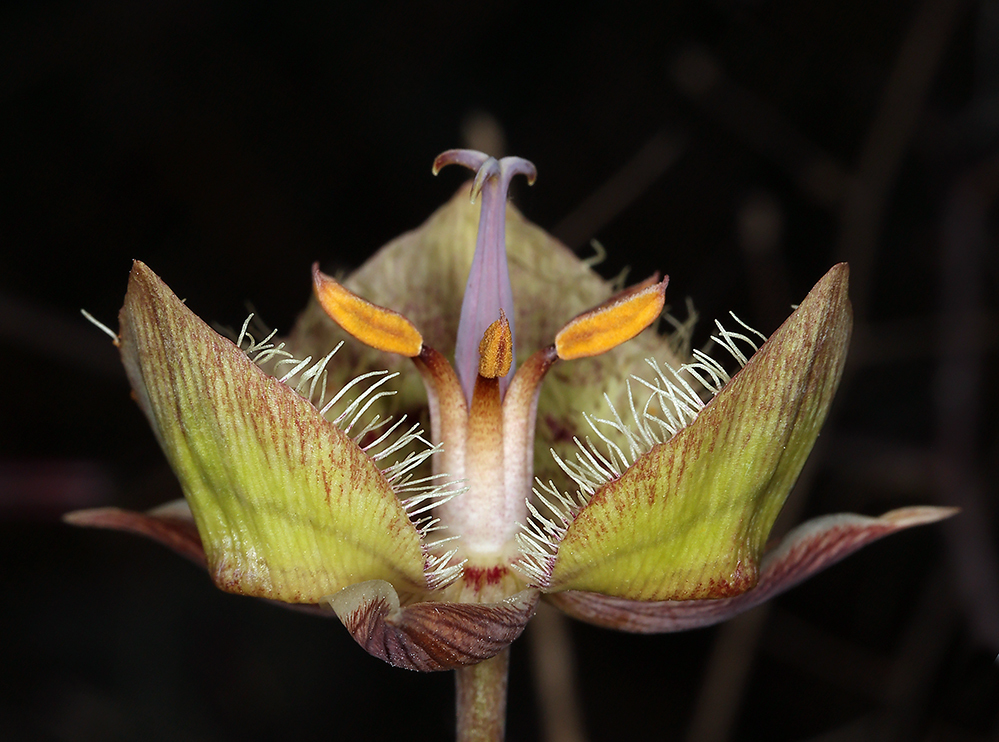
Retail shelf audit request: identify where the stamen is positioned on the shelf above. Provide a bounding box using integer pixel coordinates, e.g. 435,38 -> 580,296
312,264 -> 423,357
433,149 -> 537,403
477,311 -> 513,379
555,275 -> 668,360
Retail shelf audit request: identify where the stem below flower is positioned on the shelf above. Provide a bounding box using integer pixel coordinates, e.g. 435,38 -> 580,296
455,648 -> 510,742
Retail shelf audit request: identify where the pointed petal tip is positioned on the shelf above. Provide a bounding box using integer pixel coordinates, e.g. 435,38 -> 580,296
826,261 -> 849,276
121,260 -> 183,338
127,259 -> 158,288
808,262 -> 851,320
880,505 -> 960,527
61,507 -> 109,527
805,261 -> 850,312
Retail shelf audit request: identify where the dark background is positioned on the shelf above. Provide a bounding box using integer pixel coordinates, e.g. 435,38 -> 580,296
2,1 -> 997,740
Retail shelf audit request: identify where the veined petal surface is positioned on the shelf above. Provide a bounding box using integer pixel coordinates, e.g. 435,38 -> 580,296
547,507 -> 957,631
119,261 -> 428,603
328,580 -> 539,671
546,264 -> 853,600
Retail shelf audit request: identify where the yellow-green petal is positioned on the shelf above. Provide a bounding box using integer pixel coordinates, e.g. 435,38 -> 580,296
546,264 -> 853,601
120,261 -> 428,603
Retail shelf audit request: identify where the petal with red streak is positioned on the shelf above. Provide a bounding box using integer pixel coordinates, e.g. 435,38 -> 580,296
547,507 -> 956,632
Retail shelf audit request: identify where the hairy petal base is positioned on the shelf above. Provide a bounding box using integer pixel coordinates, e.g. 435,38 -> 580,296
117,261 -> 429,602
544,264 -> 853,600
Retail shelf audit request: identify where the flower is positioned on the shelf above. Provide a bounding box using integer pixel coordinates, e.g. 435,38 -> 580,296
67,149 -> 954,673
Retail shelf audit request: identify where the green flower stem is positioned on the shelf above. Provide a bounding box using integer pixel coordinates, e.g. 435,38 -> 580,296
455,648 -> 510,742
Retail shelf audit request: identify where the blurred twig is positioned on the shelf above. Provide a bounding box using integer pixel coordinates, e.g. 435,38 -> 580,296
876,566 -> 961,742
934,159 -> 999,649
834,0 -> 972,320
552,132 -> 686,251
669,45 -> 850,210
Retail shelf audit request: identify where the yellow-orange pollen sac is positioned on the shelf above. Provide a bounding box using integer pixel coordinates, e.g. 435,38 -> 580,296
477,311 -> 513,380
312,263 -> 423,357
555,274 -> 668,361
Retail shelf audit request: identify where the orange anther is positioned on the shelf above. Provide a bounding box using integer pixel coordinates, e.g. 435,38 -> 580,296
477,311 -> 513,379
312,264 -> 423,357
555,276 -> 668,360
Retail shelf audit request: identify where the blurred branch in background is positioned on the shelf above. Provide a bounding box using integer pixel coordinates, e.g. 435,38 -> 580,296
552,131 -> 686,251
834,0 -> 972,320
936,158 -> 999,650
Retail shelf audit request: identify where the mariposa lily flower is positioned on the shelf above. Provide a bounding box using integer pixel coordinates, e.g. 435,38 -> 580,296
68,149 -> 955,741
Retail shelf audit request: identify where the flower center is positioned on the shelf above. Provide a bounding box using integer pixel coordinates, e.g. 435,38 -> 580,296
312,149 -> 668,595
